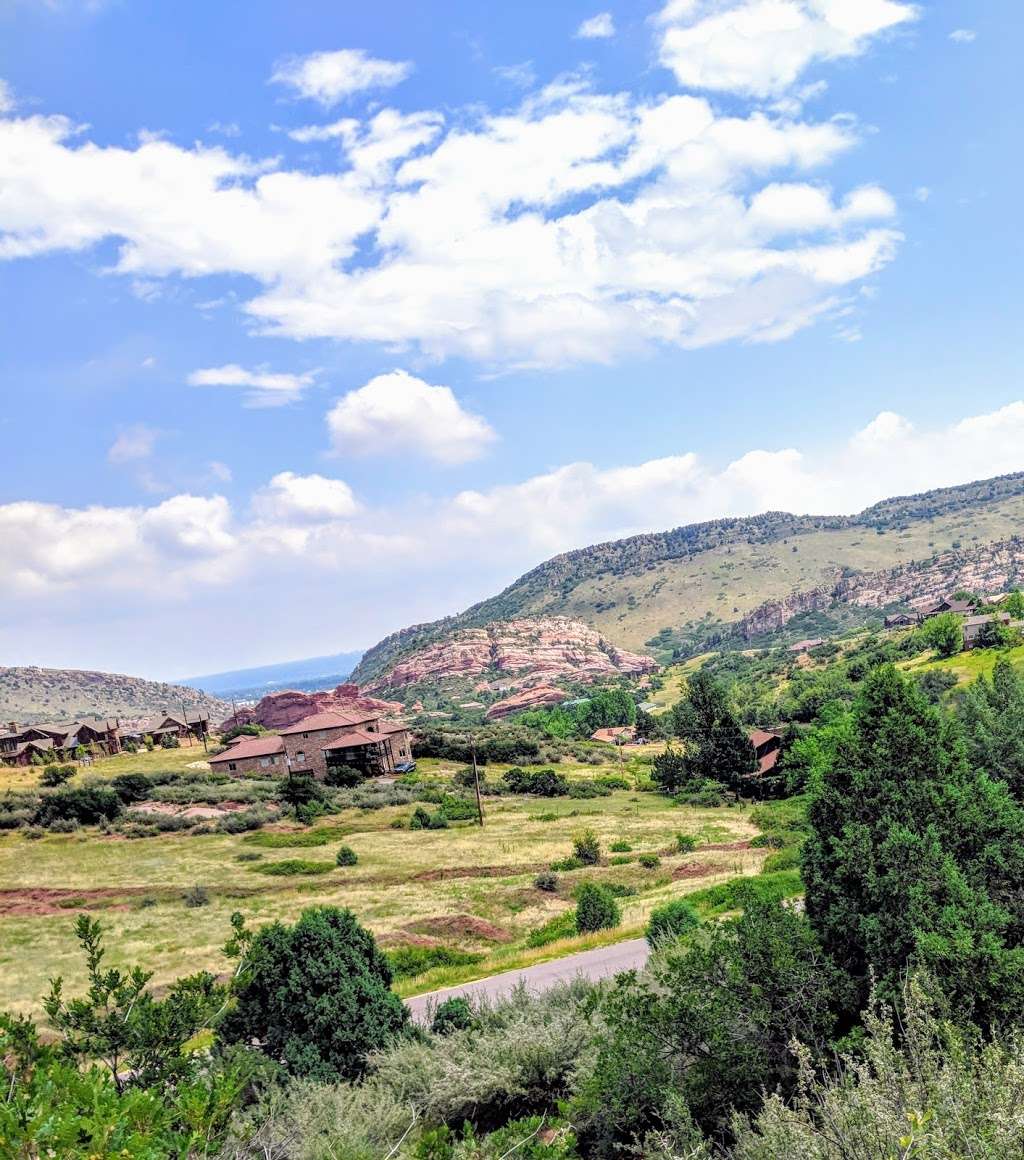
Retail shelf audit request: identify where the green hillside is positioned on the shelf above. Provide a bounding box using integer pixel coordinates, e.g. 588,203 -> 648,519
353,471 -> 1024,684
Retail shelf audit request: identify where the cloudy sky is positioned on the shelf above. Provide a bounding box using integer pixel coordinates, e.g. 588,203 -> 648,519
1,0 -> 1020,679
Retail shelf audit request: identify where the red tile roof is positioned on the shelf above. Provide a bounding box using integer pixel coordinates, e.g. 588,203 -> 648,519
591,726 -> 635,743
748,729 -> 782,748
209,735 -> 285,764
322,729 -> 386,749
278,710 -> 377,735
758,748 -> 781,775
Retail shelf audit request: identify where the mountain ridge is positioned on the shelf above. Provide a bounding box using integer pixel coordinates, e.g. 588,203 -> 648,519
352,470 -> 1024,684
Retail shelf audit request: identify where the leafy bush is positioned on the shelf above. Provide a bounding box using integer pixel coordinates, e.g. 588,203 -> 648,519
323,763 -> 363,788
253,859 -> 335,876
222,906 -> 409,1081
595,774 -> 631,791
183,884 -> 210,908
675,832 -> 697,854
610,839 -> 632,853
527,910 -> 578,948
109,773 -> 152,803
646,899 -> 700,946
575,884 -> 621,933
439,793 -> 479,821
39,764 -> 75,788
609,854 -> 632,866
160,733 -> 180,749
534,872 -> 559,892
550,856 -> 584,872
216,806 -> 279,834
336,845 -> 358,867
236,851 -> 263,862
409,805 -> 433,830
573,829 -> 601,865
387,945 -> 483,978
431,996 -> 474,1035
762,845 -> 802,872
503,768 -> 570,797
638,853 -> 660,869
34,787 -> 122,827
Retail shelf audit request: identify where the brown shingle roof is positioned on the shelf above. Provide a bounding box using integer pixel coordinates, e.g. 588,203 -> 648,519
278,710 -> 377,735
322,729 -> 386,749
209,735 -> 285,764
749,729 -> 782,748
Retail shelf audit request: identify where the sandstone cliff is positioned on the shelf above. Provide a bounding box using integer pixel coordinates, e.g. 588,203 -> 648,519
365,617 -> 657,696
224,683 -> 404,731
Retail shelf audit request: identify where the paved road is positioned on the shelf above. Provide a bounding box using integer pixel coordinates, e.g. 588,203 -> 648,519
405,937 -> 650,1022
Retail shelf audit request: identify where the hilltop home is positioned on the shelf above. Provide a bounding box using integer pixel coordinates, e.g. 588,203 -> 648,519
0,718 -> 122,766
590,726 -> 636,745
749,729 -> 783,775
961,612 -> 1020,650
209,708 -> 412,779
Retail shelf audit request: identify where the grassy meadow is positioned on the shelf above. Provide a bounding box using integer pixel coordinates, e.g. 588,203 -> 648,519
0,750 -> 766,1017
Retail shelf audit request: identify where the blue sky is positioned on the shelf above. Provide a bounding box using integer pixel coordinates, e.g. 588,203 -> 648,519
1,0 -> 1021,679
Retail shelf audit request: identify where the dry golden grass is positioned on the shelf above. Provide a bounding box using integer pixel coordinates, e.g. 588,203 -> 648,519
0,763 -> 760,1017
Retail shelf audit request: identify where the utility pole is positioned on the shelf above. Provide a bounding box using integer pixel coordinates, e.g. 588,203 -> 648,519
181,701 -> 193,748
471,735 -> 484,827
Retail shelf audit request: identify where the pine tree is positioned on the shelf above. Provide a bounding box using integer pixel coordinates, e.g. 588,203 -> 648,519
802,664 -> 1024,1025
959,656 -> 1024,798
670,670 -> 757,793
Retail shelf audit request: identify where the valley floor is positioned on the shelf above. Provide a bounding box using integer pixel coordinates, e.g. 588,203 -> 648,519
0,750 -> 765,1017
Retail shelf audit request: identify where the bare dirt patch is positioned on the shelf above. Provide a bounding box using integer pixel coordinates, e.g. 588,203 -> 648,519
402,914 -> 513,943
0,886 -> 158,917
412,862 -> 547,882
671,862 -> 717,881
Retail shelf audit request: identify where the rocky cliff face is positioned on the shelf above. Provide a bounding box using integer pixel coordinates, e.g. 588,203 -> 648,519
365,617 -> 657,695
224,683 -> 404,731
738,538 -> 1024,639
485,685 -> 570,720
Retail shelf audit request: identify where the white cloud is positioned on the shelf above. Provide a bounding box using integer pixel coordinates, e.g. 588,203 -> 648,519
327,369 -> 496,465
949,28 -> 976,44
914,185 -> 930,202
493,62 -> 537,88
271,49 -> 412,106
187,364 -> 317,407
108,423 -> 158,463
0,47 -> 904,368
0,80 -> 13,115
655,0 -> 919,98
206,121 -> 240,137
252,471 -> 360,523
576,12 -> 616,39
208,460 -> 233,483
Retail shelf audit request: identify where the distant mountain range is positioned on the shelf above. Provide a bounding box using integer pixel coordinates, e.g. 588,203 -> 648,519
353,471 -> 1024,688
0,667 -> 231,726
179,650 -> 364,701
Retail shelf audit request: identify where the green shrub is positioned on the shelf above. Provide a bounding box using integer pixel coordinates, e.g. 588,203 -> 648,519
410,805 -> 432,830
503,768 -> 570,797
550,856 -> 584,872
750,833 -> 784,848
763,845 -> 802,872
109,773 -> 152,803
431,996 -> 474,1035
336,845 -> 358,867
573,829 -> 601,865
638,853 -> 660,869
387,945 -> 483,978
595,775 -> 631,791
646,899 -> 700,946
221,906 -> 409,1081
236,851 -> 263,862
675,832 -> 697,854
689,869 -> 803,916
323,764 -> 363,788
609,855 -> 632,865
160,733 -> 180,749
439,794 -> 478,821
567,780 -> 611,799
39,764 -> 75,788
254,859 -> 335,876
183,884 -> 209,908
575,884 -> 621,934
535,871 -> 559,892
527,911 -> 578,947
610,839 -> 632,853
34,787 -> 122,827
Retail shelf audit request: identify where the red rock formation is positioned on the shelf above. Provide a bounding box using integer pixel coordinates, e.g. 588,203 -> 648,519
367,617 -> 657,694
222,683 -> 404,731
485,685 -> 569,720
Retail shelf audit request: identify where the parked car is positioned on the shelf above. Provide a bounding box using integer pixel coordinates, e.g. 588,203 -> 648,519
394,760 -> 417,774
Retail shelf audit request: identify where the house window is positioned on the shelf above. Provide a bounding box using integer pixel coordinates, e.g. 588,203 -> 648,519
296,751 -> 305,765
228,762 -> 237,772
259,757 -> 272,768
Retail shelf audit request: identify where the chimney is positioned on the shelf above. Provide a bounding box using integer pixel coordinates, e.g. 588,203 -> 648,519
7,722 -> 16,733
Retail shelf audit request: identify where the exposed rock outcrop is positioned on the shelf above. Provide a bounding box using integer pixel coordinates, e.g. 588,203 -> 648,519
223,683 -> 404,731
365,617 -> 657,695
739,539 -> 1024,640
485,685 -> 570,720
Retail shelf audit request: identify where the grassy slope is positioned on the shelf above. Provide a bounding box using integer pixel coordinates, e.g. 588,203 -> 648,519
354,476 -> 1024,683
900,642 -> 1024,686
0,754 -> 762,1017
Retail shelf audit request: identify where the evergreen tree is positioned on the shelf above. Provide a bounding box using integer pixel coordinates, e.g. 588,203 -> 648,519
802,664 -> 1024,1025
959,656 -> 1024,798
1005,588 -> 1024,619
670,670 -> 757,793
221,906 -> 408,1080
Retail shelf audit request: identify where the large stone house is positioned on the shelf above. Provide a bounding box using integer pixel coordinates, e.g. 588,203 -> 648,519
209,708 -> 411,778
